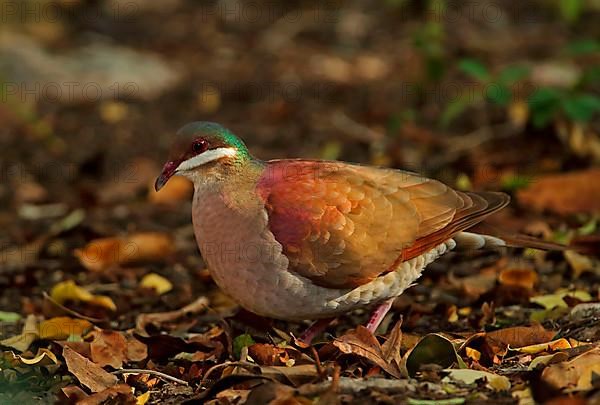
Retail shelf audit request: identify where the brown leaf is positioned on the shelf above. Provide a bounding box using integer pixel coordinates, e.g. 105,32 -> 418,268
63,345 -> 118,393
77,384 -> 135,405
333,326 -> 402,378
90,330 -> 128,368
74,232 -> 174,272
498,268 -> 538,291
517,169 -> 600,215
486,325 -> 556,349
124,332 -> 148,362
542,347 -> 600,392
89,330 -> 148,368
381,319 -> 403,368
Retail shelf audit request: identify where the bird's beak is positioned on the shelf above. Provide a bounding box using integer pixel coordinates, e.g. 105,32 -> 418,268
155,161 -> 178,191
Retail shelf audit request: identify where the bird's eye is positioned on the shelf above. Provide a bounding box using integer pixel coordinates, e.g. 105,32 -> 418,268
192,139 -> 208,153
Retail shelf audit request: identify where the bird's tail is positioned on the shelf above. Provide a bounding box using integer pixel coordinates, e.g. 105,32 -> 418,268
453,231 -> 568,251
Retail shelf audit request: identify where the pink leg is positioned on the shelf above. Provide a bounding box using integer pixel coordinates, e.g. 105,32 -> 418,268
365,298 -> 395,333
298,317 -> 335,345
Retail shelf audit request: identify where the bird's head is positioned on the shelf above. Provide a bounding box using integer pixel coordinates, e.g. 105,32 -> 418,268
155,122 -> 251,191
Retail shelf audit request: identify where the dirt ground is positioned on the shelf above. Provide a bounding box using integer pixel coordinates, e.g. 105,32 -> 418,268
0,0 -> 599,403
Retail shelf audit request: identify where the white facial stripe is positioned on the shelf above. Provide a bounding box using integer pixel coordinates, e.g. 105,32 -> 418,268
176,147 -> 237,171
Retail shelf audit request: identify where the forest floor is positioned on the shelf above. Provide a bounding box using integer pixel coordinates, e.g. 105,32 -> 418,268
0,1 -> 599,403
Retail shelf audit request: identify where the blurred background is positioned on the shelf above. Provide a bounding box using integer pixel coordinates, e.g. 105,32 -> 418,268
0,0 -> 600,402
1,0 -> 599,312
1,0 -> 599,206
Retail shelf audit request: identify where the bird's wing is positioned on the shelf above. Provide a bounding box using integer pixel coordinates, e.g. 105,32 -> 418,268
257,160 -> 509,288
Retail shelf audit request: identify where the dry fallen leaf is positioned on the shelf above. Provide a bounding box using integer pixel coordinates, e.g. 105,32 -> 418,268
77,384 -> 134,405
542,347 -> 600,392
74,232 -> 174,272
50,280 -> 116,311
63,345 -> 118,393
515,338 -> 572,354
486,324 -> 555,348
140,273 -> 173,295
443,369 -> 511,391
334,326 -> 402,378
89,329 -> 148,368
90,330 -> 128,368
9,348 -> 59,366
517,168 -> 600,215
0,314 -> 39,352
39,316 -> 93,340
498,268 -> 538,291
564,250 -> 599,278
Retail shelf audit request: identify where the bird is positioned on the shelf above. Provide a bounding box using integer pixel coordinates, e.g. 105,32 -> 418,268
155,122 -> 555,343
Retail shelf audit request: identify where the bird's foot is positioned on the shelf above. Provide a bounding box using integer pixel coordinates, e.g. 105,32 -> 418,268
365,298 -> 395,334
297,317 -> 335,345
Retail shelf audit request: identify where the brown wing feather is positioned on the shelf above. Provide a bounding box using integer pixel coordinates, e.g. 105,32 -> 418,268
258,160 -> 509,289
402,192 -> 510,260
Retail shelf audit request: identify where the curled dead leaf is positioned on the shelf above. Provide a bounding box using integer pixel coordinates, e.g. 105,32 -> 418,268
140,273 -> 173,295
74,232 -> 174,272
50,280 -> 116,311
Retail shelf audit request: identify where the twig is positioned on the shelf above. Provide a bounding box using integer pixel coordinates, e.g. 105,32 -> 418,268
42,291 -> 104,323
112,369 -> 188,386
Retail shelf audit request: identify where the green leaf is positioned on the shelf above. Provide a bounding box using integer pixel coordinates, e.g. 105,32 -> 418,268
406,334 -> 462,377
498,65 -> 530,85
558,0 -> 584,23
487,84 -> 512,106
528,87 -> 562,128
562,94 -> 600,122
581,66 -> 600,86
0,311 -> 21,322
577,218 -> 597,236
458,59 -> 490,82
233,333 -> 255,359
440,99 -> 468,128
501,174 -> 532,191
566,39 -> 600,55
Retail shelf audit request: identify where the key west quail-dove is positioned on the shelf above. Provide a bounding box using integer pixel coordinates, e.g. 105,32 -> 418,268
155,122 -> 552,343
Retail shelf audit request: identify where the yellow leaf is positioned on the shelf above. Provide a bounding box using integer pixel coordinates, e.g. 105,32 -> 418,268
50,280 -> 116,311
515,338 -> 571,354
140,273 -> 173,295
89,296 -> 117,312
465,347 -> 481,361
136,391 -> 151,405
16,348 -> 59,365
39,317 -> 92,340
530,289 -> 592,309
444,369 -> 510,391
